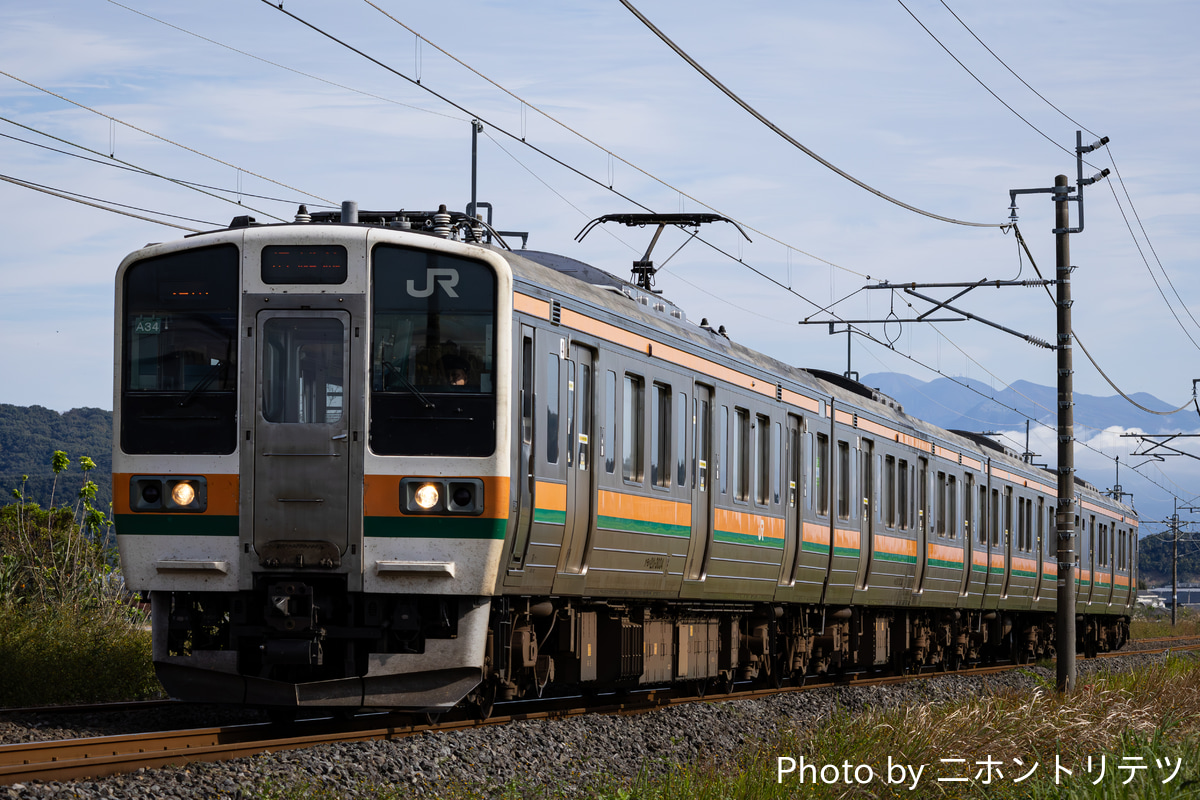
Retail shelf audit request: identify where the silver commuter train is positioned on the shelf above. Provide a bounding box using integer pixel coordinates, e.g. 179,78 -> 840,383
113,204 -> 1136,713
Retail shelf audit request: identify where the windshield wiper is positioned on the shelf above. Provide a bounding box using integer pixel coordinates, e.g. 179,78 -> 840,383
383,361 -> 435,409
178,361 -> 225,408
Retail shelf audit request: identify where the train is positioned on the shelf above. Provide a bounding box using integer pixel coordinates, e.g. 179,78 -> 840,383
113,202 -> 1136,715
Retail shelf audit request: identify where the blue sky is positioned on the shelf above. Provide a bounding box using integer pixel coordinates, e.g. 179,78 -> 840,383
2,0 -> 1198,527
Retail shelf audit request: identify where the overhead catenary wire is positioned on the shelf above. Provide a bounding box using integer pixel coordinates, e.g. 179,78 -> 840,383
919,1 -> 1200,346
338,0 -> 868,280
0,111 -> 286,223
0,174 -> 204,232
0,69 -> 332,210
618,0 -> 1007,229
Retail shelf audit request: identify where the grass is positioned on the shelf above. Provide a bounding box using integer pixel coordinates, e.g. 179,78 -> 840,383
1,453 -> 160,706
1129,605 -> 1200,639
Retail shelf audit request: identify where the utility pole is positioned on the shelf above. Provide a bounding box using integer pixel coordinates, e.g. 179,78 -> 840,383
1009,131 -> 1110,694
1173,500 -> 1179,626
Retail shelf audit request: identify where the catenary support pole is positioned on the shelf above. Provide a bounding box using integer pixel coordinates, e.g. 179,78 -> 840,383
1055,173 -> 1077,694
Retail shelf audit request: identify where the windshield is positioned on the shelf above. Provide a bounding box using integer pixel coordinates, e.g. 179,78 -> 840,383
121,244 -> 239,454
370,244 -> 497,456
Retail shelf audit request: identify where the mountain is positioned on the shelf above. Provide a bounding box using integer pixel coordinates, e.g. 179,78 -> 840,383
859,372 -> 1182,436
0,405 -> 113,513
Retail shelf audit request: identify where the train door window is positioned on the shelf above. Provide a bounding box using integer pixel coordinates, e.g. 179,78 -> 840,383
720,406 -> 729,495
1089,516 -> 1095,567
897,459 -> 909,530
261,317 -> 345,424
622,374 -> 644,483
651,382 -> 671,489
604,370 -> 616,473
676,391 -> 688,487
522,337 -> 534,447
1099,523 -> 1108,566
546,353 -> 561,464
755,414 -> 770,505
964,474 -> 974,541
1049,507 -> 1056,557
1003,488 -> 1013,547
1025,497 -> 1034,552
773,421 -> 782,505
980,485 -> 988,545
789,423 -> 801,507
696,397 -> 710,491
936,472 -> 947,536
815,433 -> 829,516
1037,497 -> 1045,556
1016,498 -> 1025,551
947,475 -> 957,539
990,489 -> 1000,546
566,359 -> 576,467
884,456 -> 896,527
917,458 -> 928,534
837,440 -> 851,520
733,408 -> 750,502
576,360 -> 592,470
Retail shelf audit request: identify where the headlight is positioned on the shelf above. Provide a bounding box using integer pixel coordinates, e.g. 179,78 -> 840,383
130,476 -> 207,512
414,483 -> 440,510
401,478 -> 484,515
171,481 -> 196,506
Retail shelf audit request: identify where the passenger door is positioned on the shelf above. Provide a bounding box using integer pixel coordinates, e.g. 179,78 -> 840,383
558,342 -> 596,576
253,311 -> 350,563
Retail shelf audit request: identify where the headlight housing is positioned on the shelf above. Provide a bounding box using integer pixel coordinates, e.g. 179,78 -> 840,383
400,477 -> 484,515
130,475 -> 207,512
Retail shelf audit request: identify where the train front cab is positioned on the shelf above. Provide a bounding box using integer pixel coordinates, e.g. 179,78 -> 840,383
113,225 -> 513,709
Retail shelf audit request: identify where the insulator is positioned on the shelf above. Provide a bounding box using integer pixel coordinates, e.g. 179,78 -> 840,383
294,204 -> 311,223
432,203 -> 452,238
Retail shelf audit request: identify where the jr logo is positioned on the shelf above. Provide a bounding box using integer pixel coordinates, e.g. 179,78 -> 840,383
406,268 -> 460,298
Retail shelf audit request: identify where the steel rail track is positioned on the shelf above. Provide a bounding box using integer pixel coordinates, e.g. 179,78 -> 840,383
4,639 -> 1199,786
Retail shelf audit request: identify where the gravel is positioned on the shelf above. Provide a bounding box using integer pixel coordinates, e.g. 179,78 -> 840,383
0,650 -> 1184,800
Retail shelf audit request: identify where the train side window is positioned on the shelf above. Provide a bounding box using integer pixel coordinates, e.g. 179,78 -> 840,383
604,370 -> 616,473
814,433 -> 829,516
622,374 -> 644,483
676,391 -> 688,487
836,440 -> 851,520
720,406 -> 729,495
546,353 -> 560,464
733,408 -> 750,502
755,414 -> 770,505
651,382 -> 671,489
566,359 -> 576,468
990,489 -> 1000,546
897,459 -> 909,530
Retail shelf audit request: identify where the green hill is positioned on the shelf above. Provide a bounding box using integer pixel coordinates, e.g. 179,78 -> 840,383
0,404 -> 113,513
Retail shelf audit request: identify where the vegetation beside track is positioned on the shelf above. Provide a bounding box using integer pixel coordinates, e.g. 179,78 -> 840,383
249,653 -> 1200,800
0,452 -> 160,706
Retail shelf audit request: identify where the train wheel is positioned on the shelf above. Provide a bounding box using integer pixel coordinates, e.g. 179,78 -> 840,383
471,680 -> 497,721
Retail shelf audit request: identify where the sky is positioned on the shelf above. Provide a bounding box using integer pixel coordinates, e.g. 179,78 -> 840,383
1,0 -> 1198,531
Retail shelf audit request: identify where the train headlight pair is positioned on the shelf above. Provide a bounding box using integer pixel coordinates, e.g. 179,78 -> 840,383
131,476 -> 207,512
401,478 -> 483,515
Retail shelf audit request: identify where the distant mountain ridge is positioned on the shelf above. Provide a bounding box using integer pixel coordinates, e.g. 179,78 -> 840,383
859,372 -> 1181,436
0,404 -> 113,512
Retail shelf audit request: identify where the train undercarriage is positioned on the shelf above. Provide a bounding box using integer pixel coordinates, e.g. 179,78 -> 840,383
154,583 -> 1130,714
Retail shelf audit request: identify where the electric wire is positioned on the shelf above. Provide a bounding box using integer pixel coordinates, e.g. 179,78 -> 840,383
619,0 -> 1007,229
926,1 -> 1200,346
0,129 -> 333,209
0,174 -> 204,232
105,0 -> 465,125
1012,225 -> 1195,414
0,69 -> 332,209
349,0 -> 868,279
0,112 -> 286,222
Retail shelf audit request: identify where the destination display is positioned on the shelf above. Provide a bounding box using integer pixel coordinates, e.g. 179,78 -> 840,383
261,244 -> 347,284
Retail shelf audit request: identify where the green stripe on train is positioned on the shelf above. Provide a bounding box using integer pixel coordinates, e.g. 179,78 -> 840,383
597,515 -> 690,538
714,529 -> 786,548
364,517 -> 508,539
874,551 -> 918,565
534,508 -> 566,525
114,514 -> 238,536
